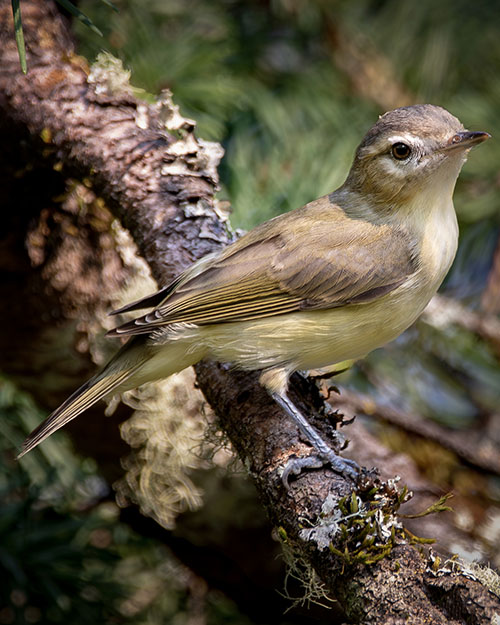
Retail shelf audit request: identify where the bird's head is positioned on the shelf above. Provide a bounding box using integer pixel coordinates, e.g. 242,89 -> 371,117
344,104 -> 490,210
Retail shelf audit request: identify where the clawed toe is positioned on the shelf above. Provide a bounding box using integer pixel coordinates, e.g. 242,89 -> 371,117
281,452 -> 360,489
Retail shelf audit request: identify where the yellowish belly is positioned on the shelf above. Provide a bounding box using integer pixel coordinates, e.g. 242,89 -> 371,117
197,277 -> 433,373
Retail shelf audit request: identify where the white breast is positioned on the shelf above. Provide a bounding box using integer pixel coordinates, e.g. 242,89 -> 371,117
403,183 -> 459,301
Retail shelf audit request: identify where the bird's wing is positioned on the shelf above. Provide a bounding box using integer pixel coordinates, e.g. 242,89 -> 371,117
109,199 -> 418,336
109,252 -> 221,316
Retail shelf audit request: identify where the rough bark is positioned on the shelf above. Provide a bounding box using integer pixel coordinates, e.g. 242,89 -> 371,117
1,1 -> 499,623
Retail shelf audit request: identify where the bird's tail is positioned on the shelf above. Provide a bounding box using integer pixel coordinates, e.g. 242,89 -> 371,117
18,343 -> 148,458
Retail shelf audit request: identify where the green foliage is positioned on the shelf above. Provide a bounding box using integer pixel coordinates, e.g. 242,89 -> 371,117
0,378 -> 121,623
75,0 -> 499,231
11,0 -> 26,74
0,378 -> 255,624
0,478 -> 124,623
75,0 -> 379,228
55,0 -> 104,36
10,0 -> 115,74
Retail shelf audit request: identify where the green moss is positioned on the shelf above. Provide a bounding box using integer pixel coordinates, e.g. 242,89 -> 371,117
299,477 -> 454,570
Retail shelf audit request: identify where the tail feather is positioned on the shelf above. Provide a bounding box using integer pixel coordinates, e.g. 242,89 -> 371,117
18,365 -> 143,458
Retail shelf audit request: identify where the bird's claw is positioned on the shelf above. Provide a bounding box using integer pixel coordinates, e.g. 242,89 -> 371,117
281,452 -> 360,489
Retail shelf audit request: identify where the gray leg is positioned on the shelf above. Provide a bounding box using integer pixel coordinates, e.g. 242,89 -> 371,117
271,391 -> 360,487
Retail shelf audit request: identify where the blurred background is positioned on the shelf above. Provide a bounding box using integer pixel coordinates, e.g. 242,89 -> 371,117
2,0 -> 500,623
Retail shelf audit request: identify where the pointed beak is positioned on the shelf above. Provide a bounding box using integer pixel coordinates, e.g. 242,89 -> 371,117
442,130 -> 491,152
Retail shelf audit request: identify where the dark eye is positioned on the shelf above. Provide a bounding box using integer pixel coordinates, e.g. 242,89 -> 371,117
391,142 -> 411,160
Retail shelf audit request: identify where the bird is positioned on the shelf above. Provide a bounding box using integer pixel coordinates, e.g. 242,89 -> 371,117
19,104 -> 490,481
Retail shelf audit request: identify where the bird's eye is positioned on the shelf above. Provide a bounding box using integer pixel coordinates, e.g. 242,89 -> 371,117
391,142 -> 412,160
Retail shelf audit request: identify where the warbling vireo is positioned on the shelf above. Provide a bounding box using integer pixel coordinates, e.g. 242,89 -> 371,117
19,104 -> 489,480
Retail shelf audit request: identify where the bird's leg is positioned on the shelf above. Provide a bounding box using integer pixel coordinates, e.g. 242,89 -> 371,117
295,370 -> 352,446
270,390 -> 360,488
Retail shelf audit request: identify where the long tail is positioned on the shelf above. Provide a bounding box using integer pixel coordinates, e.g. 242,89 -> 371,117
18,341 -> 147,458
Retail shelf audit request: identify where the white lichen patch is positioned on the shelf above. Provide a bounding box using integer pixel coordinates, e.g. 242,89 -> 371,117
88,52 -> 133,97
299,493 -> 366,550
160,137 -> 224,186
427,552 -> 500,599
156,89 -> 196,132
300,484 -> 404,559
153,89 -> 224,186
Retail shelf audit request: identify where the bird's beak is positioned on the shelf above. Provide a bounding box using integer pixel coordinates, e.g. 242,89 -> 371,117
441,130 -> 491,152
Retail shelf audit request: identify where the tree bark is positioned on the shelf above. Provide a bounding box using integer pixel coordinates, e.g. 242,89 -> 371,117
1,1 -> 499,623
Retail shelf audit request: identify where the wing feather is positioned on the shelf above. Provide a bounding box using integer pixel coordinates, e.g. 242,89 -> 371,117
108,199 -> 418,336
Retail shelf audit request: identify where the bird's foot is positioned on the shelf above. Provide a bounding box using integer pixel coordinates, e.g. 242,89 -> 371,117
269,390 -> 360,489
281,451 -> 360,489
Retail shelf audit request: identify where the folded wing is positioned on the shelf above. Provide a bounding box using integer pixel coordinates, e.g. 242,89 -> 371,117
108,201 -> 418,336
